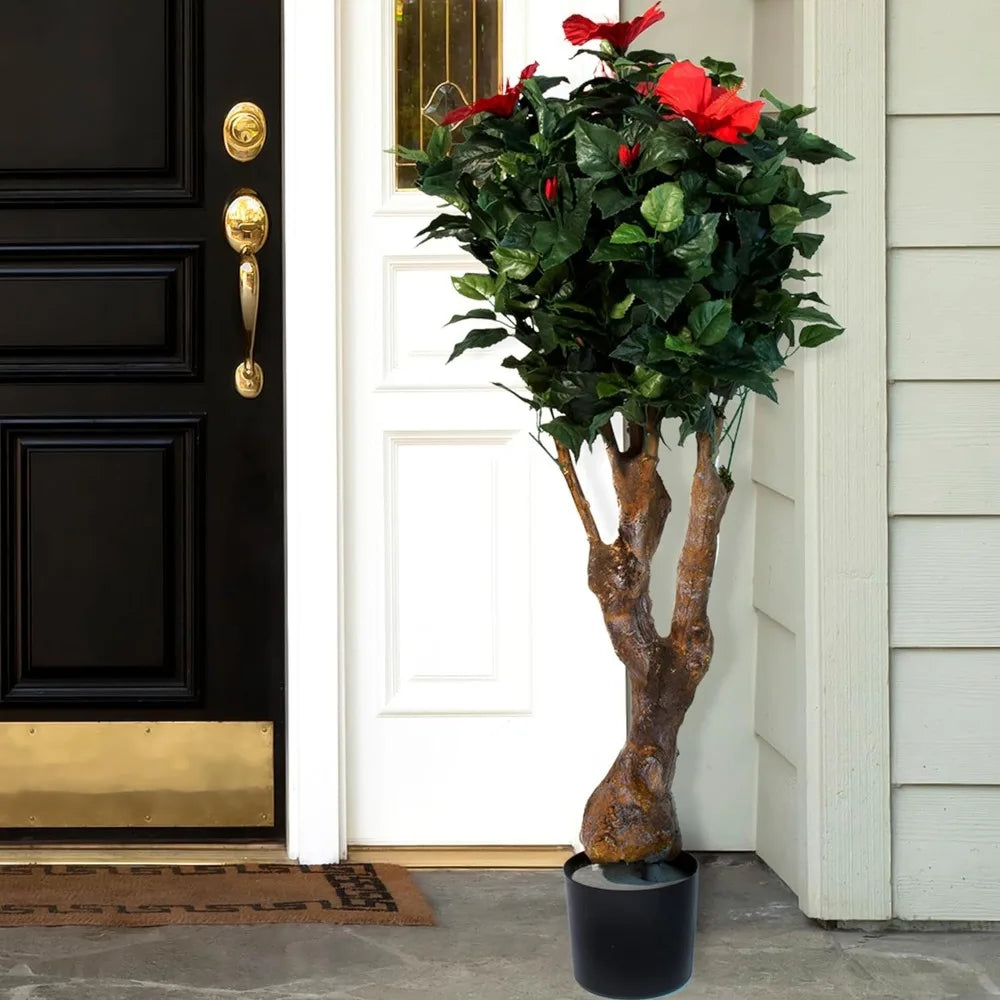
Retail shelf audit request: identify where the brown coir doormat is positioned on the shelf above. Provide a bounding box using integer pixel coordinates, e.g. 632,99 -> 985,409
0,863 -> 435,927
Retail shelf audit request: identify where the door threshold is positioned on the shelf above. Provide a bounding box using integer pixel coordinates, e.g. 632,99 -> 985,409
347,846 -> 574,869
0,843 -> 291,865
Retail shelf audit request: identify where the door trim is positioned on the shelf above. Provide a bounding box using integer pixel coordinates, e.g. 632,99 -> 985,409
281,0 -> 628,863
283,0 -> 346,863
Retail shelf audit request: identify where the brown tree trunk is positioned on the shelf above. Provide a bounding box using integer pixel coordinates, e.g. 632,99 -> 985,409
555,420 -> 733,864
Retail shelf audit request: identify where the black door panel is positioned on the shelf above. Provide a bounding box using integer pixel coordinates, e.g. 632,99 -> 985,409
0,0 -> 285,836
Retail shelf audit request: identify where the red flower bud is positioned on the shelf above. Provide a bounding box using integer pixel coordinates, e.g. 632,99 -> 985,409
618,142 -> 641,169
544,177 -> 559,202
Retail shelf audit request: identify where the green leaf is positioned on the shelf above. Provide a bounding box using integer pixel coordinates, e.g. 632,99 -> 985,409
597,377 -> 627,398
520,78 -> 559,138
392,144 -> 430,164
637,132 -> 696,174
761,89 -> 816,122
799,323 -> 844,348
451,136 -> 505,179
594,186 -> 641,218
609,293 -> 635,319
738,172 -> 783,205
589,240 -> 647,263
671,213 -> 720,267
452,273 -> 495,300
769,204 -> 803,245
574,120 -> 624,179
634,366 -> 668,398
640,182 -> 685,233
448,327 -> 508,361
786,130 -> 854,164
663,334 -> 704,356
701,56 -> 741,87
446,307 -> 496,325
492,247 -> 539,280
426,125 -> 452,162
752,335 -> 785,371
790,306 -> 839,324
688,299 -> 733,345
793,232 -> 824,259
534,178 -> 595,270
626,276 -> 694,322
784,268 -> 821,281
540,417 -> 587,459
610,223 -> 650,245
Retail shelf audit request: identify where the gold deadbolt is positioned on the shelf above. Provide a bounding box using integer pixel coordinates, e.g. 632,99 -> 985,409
224,189 -> 269,398
223,101 -> 267,162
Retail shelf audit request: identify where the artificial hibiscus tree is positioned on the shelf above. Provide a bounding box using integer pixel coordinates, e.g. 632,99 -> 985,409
398,2 -> 851,865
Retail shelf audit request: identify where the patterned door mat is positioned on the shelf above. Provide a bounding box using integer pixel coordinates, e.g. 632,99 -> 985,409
0,863 -> 435,926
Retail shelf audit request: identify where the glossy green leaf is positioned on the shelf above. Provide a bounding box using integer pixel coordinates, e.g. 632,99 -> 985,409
448,327 -> 508,361
610,223 -> 649,244
574,120 -> 624,179
799,323 -> 844,348
452,273 -> 495,300
640,182 -> 685,233
426,126 -> 452,162
609,293 -> 635,319
627,277 -> 694,321
688,299 -> 733,345
540,417 -> 588,458
492,247 -> 539,280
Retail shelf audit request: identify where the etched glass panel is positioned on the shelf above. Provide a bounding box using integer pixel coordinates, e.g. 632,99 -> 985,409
395,0 -> 503,189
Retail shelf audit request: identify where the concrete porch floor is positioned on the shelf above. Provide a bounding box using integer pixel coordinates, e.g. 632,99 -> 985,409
0,854 -> 997,999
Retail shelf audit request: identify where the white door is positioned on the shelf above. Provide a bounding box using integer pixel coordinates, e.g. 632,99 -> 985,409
341,0 -> 624,847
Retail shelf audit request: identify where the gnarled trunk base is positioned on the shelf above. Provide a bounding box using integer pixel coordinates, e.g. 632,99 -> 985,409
580,723 -> 681,863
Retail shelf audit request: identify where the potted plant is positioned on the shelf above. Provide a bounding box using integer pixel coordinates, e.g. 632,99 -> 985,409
396,4 -> 851,996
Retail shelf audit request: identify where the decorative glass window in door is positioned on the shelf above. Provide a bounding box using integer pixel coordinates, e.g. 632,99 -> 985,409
395,0 -> 503,189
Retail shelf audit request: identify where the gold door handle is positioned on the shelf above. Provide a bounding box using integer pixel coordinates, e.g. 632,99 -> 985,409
223,189 -> 269,398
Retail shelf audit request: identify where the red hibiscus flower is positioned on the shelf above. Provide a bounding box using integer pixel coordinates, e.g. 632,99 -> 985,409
618,142 -> 641,169
563,2 -> 664,53
442,63 -> 538,126
544,177 -> 559,202
653,60 -> 764,144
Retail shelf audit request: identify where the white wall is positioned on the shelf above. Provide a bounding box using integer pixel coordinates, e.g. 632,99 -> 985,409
887,0 -> 1000,920
621,0 -> 757,851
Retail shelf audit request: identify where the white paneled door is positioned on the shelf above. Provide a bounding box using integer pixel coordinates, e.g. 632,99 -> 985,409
341,0 -> 624,846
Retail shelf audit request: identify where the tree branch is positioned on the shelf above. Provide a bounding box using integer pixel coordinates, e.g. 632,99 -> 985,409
669,425 -> 734,679
554,442 -> 601,545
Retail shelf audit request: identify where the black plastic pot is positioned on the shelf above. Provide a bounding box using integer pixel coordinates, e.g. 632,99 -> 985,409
564,851 -> 699,999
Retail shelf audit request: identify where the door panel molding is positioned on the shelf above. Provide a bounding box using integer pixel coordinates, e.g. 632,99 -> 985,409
0,244 -> 202,380
0,0 -> 200,204
1,417 -> 204,706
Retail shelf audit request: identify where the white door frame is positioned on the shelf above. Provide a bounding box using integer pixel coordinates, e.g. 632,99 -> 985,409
283,0 -> 345,863
280,0 -> 618,864
798,0 -> 891,918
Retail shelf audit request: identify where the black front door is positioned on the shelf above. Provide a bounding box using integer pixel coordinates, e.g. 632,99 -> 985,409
0,0 -> 284,837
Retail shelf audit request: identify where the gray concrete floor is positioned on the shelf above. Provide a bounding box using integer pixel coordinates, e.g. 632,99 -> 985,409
0,854 -> 997,999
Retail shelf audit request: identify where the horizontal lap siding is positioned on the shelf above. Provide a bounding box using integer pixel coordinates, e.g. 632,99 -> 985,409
888,0 -> 1000,918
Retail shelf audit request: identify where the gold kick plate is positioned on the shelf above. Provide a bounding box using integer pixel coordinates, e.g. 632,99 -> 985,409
0,722 -> 274,828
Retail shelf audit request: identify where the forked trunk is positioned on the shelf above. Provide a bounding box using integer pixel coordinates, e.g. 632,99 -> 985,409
555,422 -> 733,864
